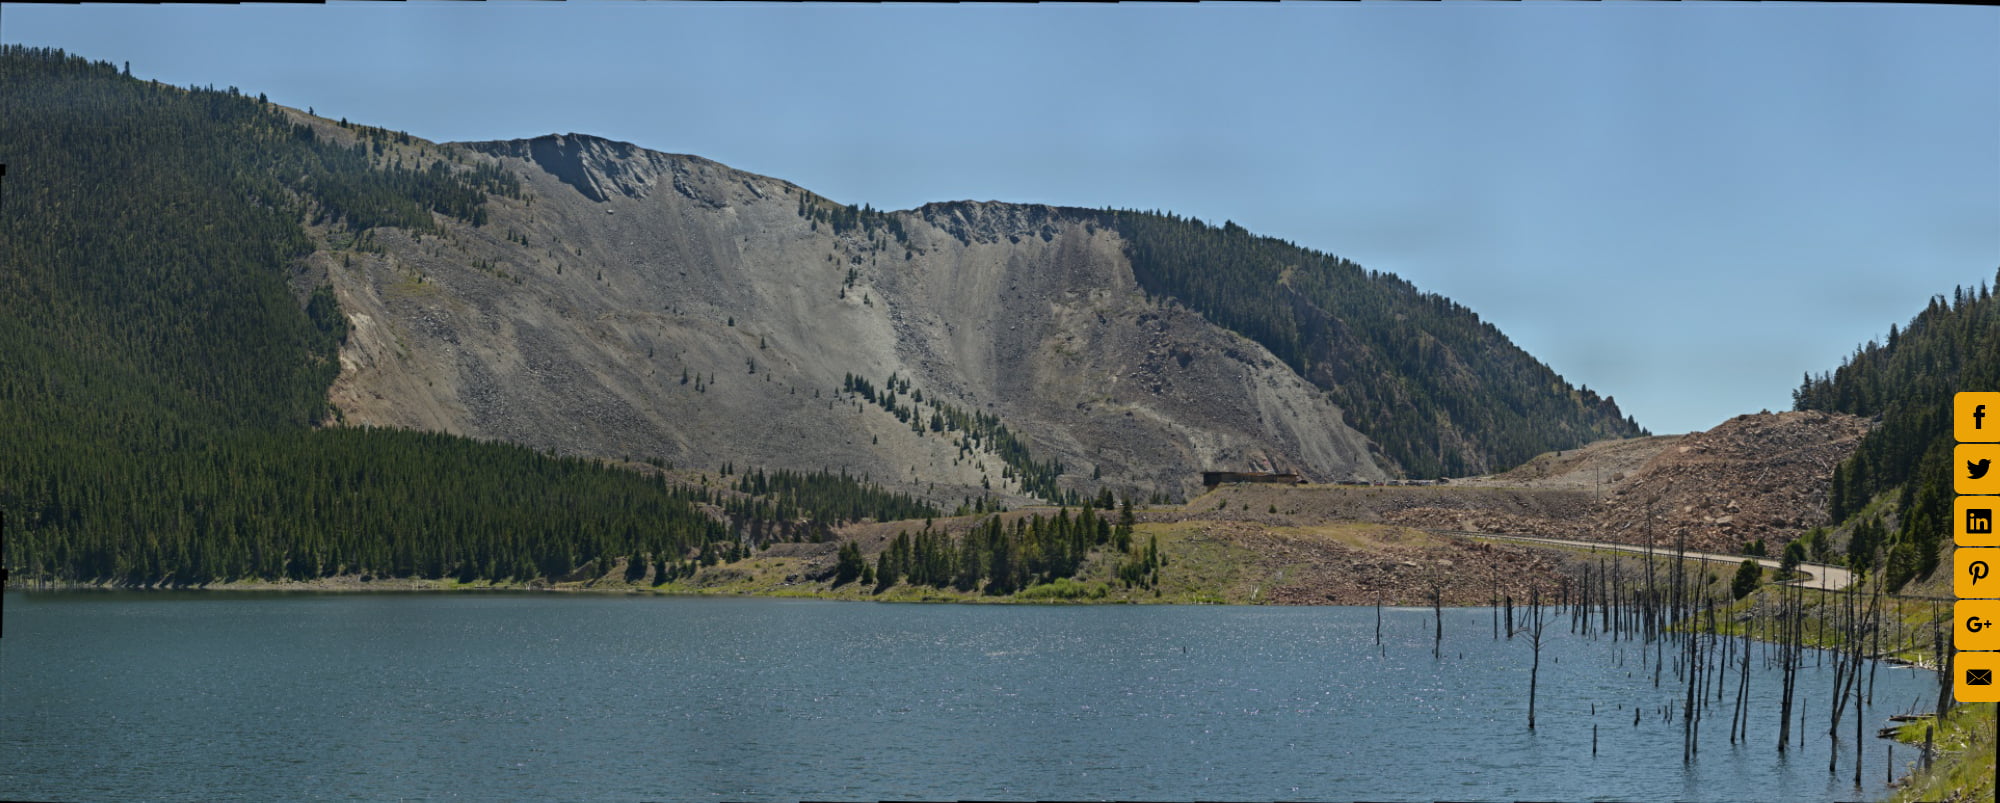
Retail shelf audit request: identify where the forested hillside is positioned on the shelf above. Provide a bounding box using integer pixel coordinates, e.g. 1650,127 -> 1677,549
0,47 -> 874,586
1087,210 -> 1646,477
0,46 -> 1658,586
1792,272 -> 2000,589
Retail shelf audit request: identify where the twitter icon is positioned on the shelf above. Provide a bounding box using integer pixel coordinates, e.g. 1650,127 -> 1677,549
1959,444 -> 2000,495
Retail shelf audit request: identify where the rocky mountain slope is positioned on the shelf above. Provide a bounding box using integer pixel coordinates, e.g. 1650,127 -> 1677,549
309,126 -> 1642,505
318,130 -> 1389,503
1371,411 -> 1869,554
1584,410 -> 1869,553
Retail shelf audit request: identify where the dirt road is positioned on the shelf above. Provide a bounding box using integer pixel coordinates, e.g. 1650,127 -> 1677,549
1425,529 -> 1855,592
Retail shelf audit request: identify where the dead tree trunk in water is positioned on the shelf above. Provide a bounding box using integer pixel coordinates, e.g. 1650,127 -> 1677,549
1853,646 -> 1864,790
1711,604 -> 1726,708
1933,613 -> 1952,726
1525,586 -> 1547,731
1612,559 -> 1625,642
1831,581 -> 1854,773
1778,583 -> 1801,753
1826,569 -> 1872,780
1650,501 -> 1667,688
1600,557 -> 1613,636
1683,590 -> 1705,763
1574,563 -> 1589,635
1829,577 -> 1855,738
1432,582 -> 1444,661
1492,565 -> 1499,640
1728,599 -> 1744,743
1866,576 -> 1882,706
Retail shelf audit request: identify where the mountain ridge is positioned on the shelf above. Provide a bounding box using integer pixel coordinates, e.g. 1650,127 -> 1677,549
0,45 -> 1668,614
324,130 -> 1391,504
314,128 -> 1641,501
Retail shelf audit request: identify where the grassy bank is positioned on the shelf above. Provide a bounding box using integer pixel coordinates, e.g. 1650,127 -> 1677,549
1890,702 -> 1996,802
9,518 -> 1567,607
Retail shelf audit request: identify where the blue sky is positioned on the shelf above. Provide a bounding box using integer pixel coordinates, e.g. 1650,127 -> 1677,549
9,3 -> 1996,436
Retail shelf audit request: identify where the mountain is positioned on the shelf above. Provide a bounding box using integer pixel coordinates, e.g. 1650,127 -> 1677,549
0,47 -> 853,586
0,47 -> 1640,585
1792,274 -> 2000,589
323,130 -> 1639,503
326,132 -> 1378,506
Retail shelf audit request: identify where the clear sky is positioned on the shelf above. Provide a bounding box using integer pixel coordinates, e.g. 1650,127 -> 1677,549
8,2 -> 1995,436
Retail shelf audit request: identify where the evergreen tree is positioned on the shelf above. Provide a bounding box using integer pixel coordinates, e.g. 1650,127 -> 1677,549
1794,273 -> 2000,590
1730,559 -> 1762,600
833,542 -> 865,586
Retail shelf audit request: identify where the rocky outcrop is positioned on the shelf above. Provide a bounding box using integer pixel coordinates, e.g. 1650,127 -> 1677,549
465,134 -> 682,204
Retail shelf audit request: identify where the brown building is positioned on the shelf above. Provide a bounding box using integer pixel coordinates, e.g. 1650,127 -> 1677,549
1201,471 -> 1304,488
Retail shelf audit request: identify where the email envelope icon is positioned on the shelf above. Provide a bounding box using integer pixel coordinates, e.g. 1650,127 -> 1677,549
1959,653 -> 2000,702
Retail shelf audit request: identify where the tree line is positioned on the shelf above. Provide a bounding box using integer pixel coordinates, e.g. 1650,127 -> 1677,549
798,193 -> 907,242
722,465 -> 940,544
1793,271 -> 2000,590
8,427 -> 730,585
833,499 -> 1151,594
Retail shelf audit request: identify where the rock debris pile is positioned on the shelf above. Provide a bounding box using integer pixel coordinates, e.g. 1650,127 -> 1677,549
1587,410 -> 1869,554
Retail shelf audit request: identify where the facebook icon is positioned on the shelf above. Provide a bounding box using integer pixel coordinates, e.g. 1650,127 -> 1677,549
1980,404 -> 1988,431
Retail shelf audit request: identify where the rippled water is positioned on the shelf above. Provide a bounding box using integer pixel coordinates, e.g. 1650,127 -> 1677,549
0,593 -> 1937,801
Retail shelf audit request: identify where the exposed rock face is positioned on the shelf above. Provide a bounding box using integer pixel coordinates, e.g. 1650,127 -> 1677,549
321,133 -> 1389,503
1374,411 -> 1869,553
1588,410 -> 1870,553
466,134 -> 677,204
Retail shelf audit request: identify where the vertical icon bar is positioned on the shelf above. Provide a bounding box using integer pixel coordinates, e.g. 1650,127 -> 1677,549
1953,393 -> 1999,703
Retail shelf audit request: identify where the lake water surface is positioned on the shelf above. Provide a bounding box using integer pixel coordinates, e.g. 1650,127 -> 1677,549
0,593 -> 1937,801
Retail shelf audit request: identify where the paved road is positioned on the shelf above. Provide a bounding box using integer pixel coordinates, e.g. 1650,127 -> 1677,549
1424,529 -> 1855,592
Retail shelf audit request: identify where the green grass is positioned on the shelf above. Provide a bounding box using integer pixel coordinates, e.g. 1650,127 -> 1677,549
1016,577 -> 1113,601
1890,702 -> 1996,802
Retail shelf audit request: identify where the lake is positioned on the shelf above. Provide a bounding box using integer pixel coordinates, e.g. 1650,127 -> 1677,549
0,592 -> 1937,801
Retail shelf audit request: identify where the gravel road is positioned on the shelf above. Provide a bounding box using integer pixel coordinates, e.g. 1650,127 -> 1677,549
1425,529 -> 1855,591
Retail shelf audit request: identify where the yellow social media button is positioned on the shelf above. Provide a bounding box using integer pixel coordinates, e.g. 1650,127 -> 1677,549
1956,600 -> 2000,651
1956,548 -> 2000,598
1958,392 -> 2000,443
1956,651 -> 2000,703
1958,496 -> 2000,547
1956,444 -> 2000,496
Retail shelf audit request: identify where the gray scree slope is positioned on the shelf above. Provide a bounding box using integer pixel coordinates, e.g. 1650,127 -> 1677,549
320,132 -> 1388,503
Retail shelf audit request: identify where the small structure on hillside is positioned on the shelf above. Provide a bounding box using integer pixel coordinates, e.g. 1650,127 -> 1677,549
1201,471 -> 1304,488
